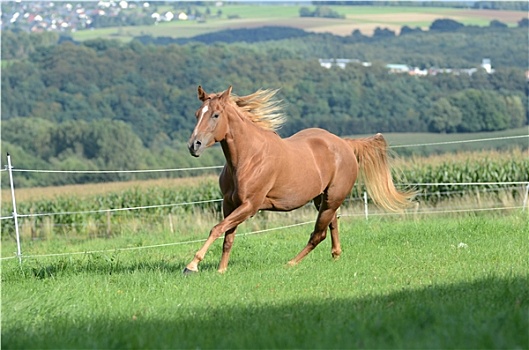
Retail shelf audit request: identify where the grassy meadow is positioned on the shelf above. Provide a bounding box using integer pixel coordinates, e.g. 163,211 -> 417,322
71,4 -> 527,42
1,213 -> 527,349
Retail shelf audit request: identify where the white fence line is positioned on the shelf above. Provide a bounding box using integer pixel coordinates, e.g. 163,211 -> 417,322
15,198 -> 223,219
1,205 -> 524,262
1,183 -> 524,222
0,220 -> 317,261
390,134 -> 528,148
2,134 -> 527,262
7,165 -> 225,174
406,181 -> 527,186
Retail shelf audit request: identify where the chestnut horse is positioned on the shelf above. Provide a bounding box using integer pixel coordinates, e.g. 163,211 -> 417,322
185,86 -> 414,273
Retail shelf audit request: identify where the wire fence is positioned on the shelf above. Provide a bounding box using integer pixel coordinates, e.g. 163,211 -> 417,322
1,134 -> 528,262
0,183 -> 525,223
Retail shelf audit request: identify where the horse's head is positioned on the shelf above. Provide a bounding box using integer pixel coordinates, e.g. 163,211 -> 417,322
188,85 -> 232,157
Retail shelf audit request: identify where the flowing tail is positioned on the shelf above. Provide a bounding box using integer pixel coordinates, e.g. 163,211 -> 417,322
345,133 -> 415,212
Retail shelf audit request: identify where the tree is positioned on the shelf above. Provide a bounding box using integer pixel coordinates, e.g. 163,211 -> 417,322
400,25 -> 423,35
489,20 -> 508,28
2,118 -> 55,159
503,95 -> 525,128
452,90 -> 510,132
373,27 -> 396,38
430,18 -> 465,32
53,120 -> 146,170
0,30 -> 59,59
299,7 -> 313,17
427,98 -> 462,133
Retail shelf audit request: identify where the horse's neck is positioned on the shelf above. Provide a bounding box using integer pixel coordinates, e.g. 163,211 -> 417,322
221,112 -> 275,170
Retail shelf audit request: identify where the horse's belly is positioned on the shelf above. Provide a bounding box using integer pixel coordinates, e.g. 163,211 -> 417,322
261,176 -> 324,211
261,196 -> 313,212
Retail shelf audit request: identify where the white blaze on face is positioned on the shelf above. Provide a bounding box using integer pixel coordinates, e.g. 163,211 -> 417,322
194,104 -> 209,137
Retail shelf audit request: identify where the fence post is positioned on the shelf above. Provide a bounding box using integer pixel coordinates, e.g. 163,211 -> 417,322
7,153 -> 22,263
523,182 -> 529,211
363,191 -> 368,220
106,211 -> 111,238
168,213 -> 174,234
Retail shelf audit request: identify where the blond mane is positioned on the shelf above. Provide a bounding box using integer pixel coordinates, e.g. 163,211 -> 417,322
231,89 -> 286,132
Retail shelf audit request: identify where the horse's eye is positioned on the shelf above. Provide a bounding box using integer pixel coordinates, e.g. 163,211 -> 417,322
212,113 -> 220,119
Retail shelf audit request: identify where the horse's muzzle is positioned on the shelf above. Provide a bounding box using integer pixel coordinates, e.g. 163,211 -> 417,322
188,138 -> 203,157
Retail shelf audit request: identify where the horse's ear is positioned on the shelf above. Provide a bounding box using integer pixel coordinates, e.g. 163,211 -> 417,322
220,86 -> 232,100
198,85 -> 207,101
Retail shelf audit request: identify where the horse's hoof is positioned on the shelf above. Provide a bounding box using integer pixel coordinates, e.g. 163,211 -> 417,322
183,267 -> 198,275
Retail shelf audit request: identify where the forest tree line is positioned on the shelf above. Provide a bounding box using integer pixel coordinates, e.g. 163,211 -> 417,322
1,22 -> 527,187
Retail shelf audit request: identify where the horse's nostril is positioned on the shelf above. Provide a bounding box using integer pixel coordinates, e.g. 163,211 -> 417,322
195,140 -> 202,147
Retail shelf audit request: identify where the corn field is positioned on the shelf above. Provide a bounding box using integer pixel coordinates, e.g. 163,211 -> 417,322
399,149 -> 528,203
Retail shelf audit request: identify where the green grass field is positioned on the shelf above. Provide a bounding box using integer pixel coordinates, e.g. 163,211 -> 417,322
2,212 -> 527,349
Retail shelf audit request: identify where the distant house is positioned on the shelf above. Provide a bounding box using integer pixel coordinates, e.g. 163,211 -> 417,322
429,59 -> 494,76
318,59 -> 494,78
481,58 -> 493,73
318,58 -> 370,69
164,11 -> 174,21
386,64 -> 409,74
178,12 -> 188,21
319,58 -> 354,69
409,67 -> 428,76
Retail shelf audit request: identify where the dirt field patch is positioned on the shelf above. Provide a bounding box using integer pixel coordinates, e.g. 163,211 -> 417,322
453,9 -> 526,22
348,12 -> 448,24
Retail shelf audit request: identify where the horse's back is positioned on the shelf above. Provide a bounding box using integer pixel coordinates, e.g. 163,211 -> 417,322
286,127 -> 341,142
282,127 -> 358,184
285,128 -> 353,160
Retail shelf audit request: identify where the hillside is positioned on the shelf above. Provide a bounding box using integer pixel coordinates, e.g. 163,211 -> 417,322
1,5 -> 527,188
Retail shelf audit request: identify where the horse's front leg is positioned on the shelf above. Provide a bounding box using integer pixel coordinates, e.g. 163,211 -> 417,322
218,200 -> 238,273
184,202 -> 257,274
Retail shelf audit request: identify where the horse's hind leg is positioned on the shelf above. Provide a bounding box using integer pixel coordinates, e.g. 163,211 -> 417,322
289,197 -> 340,265
329,213 -> 341,259
218,227 -> 236,273
313,196 -> 342,260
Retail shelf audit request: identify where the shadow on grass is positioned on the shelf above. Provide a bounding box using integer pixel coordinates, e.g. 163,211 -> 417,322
29,258 -> 187,278
25,248 -> 261,278
2,276 -> 527,349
